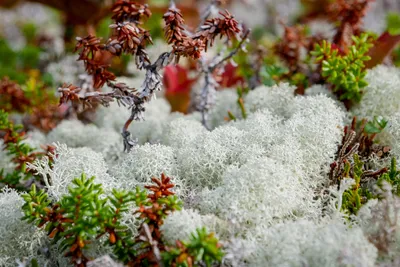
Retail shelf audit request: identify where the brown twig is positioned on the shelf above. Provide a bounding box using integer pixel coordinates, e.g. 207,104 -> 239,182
197,29 -> 250,129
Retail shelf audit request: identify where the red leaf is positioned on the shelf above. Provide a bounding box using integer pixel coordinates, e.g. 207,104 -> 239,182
366,32 -> 400,69
163,65 -> 196,113
163,65 -> 195,94
217,62 -> 245,88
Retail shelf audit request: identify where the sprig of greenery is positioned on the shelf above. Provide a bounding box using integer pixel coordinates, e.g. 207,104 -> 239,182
22,174 -> 113,265
377,157 -> 400,196
131,174 -> 183,265
106,189 -> 141,263
311,33 -> 373,103
21,179 -> 51,225
162,227 -> 224,267
22,173 -> 145,266
21,172 -> 191,266
342,156 -> 400,216
331,117 -> 392,216
0,110 -> 37,189
341,154 -> 375,215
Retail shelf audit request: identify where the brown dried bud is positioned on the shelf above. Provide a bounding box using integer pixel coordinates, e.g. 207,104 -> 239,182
0,77 -> 31,113
194,10 -> 240,50
173,38 -> 205,60
111,1 -> 151,23
75,35 -> 102,60
58,84 -> 82,105
163,7 -> 187,45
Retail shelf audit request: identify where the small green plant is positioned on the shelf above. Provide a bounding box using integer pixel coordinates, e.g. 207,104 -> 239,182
21,172 -> 221,267
0,110 -> 42,189
330,117 -> 392,216
342,156 -> 400,215
341,154 -> 375,215
22,174 -> 115,266
162,227 -> 224,267
22,173 -> 144,265
132,173 -> 183,266
311,33 -> 373,103
377,157 -> 400,196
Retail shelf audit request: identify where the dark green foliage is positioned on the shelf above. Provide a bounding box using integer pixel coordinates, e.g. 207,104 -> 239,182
341,156 -> 400,215
341,154 -> 375,215
22,173 -> 139,265
377,158 -> 400,196
0,39 -> 26,83
21,172 -> 219,266
58,175 -> 108,253
0,110 -> 37,189
0,39 -> 18,66
184,228 -> 223,267
393,46 -> 400,67
162,227 -> 224,267
311,33 -> 373,103
143,11 -> 164,40
30,258 -> 39,267
21,181 -> 51,224
106,189 -> 140,262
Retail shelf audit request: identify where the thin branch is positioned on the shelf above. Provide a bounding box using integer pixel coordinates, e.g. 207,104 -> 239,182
141,223 -> 164,267
210,29 -> 250,71
198,29 -> 250,129
120,51 -> 174,151
199,72 -> 215,130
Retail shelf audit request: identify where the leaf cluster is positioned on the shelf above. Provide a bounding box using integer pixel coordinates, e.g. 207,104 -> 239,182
330,117 -> 391,216
23,174 -> 107,265
341,154 -> 375,215
21,172 -> 222,267
0,110 -> 41,189
342,156 -> 400,216
377,157 -> 400,197
311,33 -> 373,103
0,74 -> 62,132
22,173 -> 142,266
162,227 -> 223,267
132,173 -> 183,266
